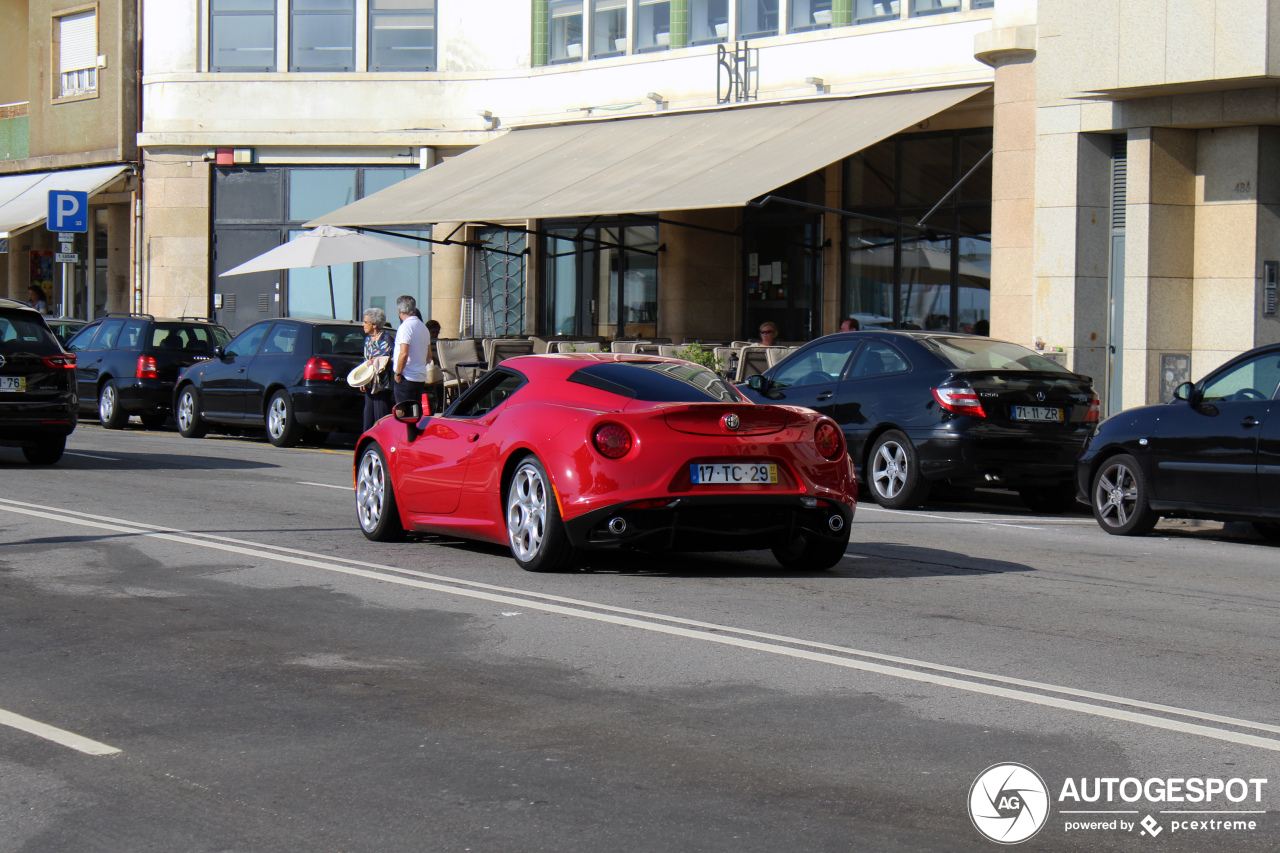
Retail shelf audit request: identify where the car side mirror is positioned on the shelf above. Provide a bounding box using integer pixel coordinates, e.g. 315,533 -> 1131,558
1172,381 -> 1198,404
393,400 -> 423,440
747,374 -> 769,392
213,345 -> 226,359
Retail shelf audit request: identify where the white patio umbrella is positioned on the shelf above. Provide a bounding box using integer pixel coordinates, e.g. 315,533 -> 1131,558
217,225 -> 430,319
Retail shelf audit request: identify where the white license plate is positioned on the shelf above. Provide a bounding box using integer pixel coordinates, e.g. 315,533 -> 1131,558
690,463 -> 778,484
0,376 -> 25,393
1012,405 -> 1062,422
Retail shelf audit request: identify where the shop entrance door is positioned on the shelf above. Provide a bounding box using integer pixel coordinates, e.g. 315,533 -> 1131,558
742,215 -> 822,342
212,228 -> 284,334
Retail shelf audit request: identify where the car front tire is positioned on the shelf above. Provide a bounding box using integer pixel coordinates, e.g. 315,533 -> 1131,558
22,437 -> 65,465
98,380 -> 128,430
1091,454 -> 1159,536
506,456 -> 576,572
176,386 -> 208,438
867,430 -> 931,509
355,443 -> 406,541
266,390 -> 301,448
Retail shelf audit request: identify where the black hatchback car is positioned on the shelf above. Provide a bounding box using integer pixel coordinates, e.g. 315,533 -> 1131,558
173,318 -> 365,447
1078,343 -> 1280,540
0,298 -> 77,464
64,314 -> 231,429
742,331 -> 1099,511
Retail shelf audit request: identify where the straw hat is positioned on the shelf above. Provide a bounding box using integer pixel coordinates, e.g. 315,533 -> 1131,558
347,356 -> 389,387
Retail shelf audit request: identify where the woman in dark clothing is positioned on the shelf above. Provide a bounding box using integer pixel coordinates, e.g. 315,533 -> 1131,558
360,307 -> 395,431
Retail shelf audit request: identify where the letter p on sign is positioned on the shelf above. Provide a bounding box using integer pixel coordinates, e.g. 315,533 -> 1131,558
48,190 -> 89,233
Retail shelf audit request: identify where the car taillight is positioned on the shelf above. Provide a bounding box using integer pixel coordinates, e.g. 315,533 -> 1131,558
932,385 -> 986,418
814,421 -> 843,460
593,422 -> 633,459
304,357 -> 335,381
40,353 -> 75,369
1084,394 -> 1101,423
136,354 -> 159,379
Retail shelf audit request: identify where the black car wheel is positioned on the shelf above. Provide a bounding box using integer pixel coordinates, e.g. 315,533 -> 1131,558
22,437 -> 65,465
1091,454 -> 1159,536
140,413 -> 167,430
176,386 -> 208,439
266,390 -> 302,448
867,430 -> 931,509
355,443 -> 406,541
1253,522 -> 1280,542
98,380 -> 128,430
772,527 -> 850,571
506,456 -> 576,572
1019,482 -> 1079,514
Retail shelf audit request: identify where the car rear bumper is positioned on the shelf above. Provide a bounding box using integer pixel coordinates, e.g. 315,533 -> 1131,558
117,379 -> 175,414
292,384 -> 364,432
0,406 -> 77,444
909,429 -> 1088,487
563,495 -> 854,553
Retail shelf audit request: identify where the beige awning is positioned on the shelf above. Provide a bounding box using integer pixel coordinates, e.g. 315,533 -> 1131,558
307,86 -> 987,228
0,164 -> 131,240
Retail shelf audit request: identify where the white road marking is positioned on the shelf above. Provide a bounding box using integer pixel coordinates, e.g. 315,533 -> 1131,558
856,504 -> 1044,530
298,481 -> 353,491
65,451 -> 120,461
0,707 -> 120,756
3,497 -> 1279,752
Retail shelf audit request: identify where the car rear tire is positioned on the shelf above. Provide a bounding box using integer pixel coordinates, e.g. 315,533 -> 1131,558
1019,482 -> 1079,514
355,443 -> 406,541
140,413 -> 167,430
506,456 -> 576,572
772,527 -> 851,571
22,437 -> 65,465
98,380 -> 128,430
1091,454 -> 1159,536
1253,522 -> 1280,542
176,386 -> 207,438
867,430 -> 931,509
266,390 -> 301,448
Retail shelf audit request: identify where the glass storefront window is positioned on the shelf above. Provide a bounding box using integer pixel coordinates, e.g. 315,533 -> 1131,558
546,230 -> 582,335
910,0 -> 960,17
287,230 -> 355,320
362,230 -> 431,323
690,0 -> 728,44
737,0 -> 778,39
789,0 -> 832,31
844,220 -> 896,330
291,0 -> 357,72
211,0 -> 276,72
635,0 -> 671,51
853,0 -> 899,24
369,0 -> 436,71
543,222 -> 658,338
549,0 -> 584,63
592,0 -> 627,57
288,169 -> 357,222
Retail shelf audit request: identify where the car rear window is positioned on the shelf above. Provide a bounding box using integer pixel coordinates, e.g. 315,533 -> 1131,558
315,325 -> 364,355
920,337 -> 1072,374
149,323 -> 230,353
0,311 -> 62,355
569,361 -> 743,403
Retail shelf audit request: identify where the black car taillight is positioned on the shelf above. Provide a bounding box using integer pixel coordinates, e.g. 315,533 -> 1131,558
932,385 -> 986,418
304,357 -> 335,381
40,353 -> 76,369
136,354 -> 159,379
1083,394 -> 1101,424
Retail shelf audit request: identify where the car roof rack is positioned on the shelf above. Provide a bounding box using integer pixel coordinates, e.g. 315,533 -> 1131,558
105,311 -> 156,320
176,315 -> 216,323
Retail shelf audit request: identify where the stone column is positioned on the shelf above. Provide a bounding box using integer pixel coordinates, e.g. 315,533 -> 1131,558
142,151 -> 212,318
431,223 -> 467,336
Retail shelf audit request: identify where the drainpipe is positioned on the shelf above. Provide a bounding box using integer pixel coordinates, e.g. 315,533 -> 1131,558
133,0 -> 144,313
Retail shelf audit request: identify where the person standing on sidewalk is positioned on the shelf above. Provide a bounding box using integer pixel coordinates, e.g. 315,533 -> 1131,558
393,295 -> 430,406
359,307 -> 395,431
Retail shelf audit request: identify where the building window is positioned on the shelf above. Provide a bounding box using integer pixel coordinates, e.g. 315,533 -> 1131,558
549,0 -> 583,63
591,0 -> 627,57
543,221 -> 658,339
370,0 -> 436,71
690,0 -> 728,44
635,0 -> 670,51
842,129 -> 992,334
789,0 -> 832,31
910,0 -> 960,17
853,0 -> 899,24
291,0 -> 356,72
737,0 -> 778,39
57,9 -> 98,97
210,0 -> 277,72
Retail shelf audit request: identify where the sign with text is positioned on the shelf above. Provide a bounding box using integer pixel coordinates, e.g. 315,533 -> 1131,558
47,190 -> 89,233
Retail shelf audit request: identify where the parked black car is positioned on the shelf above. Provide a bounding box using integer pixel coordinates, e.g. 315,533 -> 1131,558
64,314 -> 231,429
46,318 -> 89,345
1077,343 -> 1280,540
173,318 -> 366,447
741,331 -> 1099,511
0,298 -> 77,464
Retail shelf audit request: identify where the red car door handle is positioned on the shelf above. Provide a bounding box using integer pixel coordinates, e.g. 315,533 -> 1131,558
816,392 -> 834,401
1242,416 -> 1259,428
467,433 -> 480,442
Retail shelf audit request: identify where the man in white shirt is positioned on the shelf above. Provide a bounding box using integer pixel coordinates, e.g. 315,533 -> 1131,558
392,295 -> 431,405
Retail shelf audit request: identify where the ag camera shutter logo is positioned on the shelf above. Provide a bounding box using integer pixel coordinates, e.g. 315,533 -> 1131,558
969,763 -> 1050,844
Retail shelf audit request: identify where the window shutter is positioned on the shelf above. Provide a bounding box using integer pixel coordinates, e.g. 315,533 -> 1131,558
59,11 -> 97,73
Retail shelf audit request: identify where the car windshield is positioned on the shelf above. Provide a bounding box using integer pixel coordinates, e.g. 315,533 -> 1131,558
569,361 -> 743,403
0,311 -> 62,355
315,325 -> 364,355
920,337 -> 1071,373
149,323 -> 230,353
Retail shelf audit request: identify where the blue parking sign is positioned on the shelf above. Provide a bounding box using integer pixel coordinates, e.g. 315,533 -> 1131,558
48,190 -> 89,233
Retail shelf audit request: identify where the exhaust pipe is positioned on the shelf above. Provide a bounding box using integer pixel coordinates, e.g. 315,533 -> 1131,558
983,472 -> 1004,484
828,515 -> 844,532
607,517 -> 627,535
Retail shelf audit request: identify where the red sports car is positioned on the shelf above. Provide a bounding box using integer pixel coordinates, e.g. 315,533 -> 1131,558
353,354 -> 857,572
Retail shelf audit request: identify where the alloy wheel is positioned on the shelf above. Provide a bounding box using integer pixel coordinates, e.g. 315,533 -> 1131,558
268,395 -> 288,439
177,391 -> 195,432
1095,461 -> 1140,529
99,384 -> 116,422
507,463 -> 548,562
356,449 -> 386,532
872,440 -> 908,499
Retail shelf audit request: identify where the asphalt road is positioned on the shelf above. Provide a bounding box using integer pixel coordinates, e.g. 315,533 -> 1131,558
1,422 -> 1277,852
